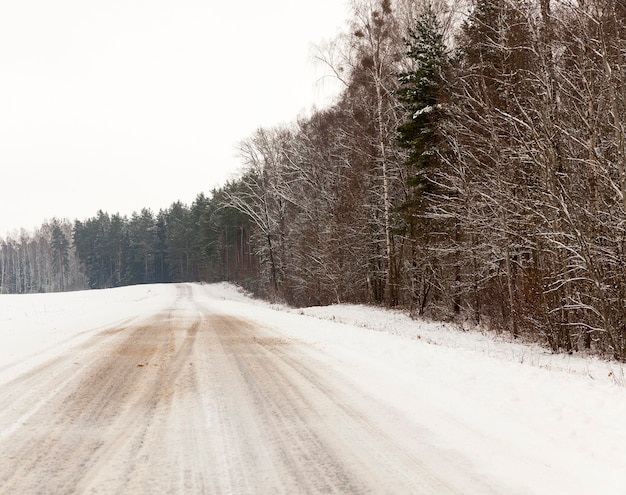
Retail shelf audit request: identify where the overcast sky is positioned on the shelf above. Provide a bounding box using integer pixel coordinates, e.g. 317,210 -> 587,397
0,0 -> 348,236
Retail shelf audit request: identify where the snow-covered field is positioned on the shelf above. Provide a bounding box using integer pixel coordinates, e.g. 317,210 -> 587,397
0,284 -> 179,385
1,282 -> 625,493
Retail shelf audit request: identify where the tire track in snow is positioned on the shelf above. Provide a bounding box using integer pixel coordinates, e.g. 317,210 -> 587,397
202,312 -> 480,494
0,283 -> 489,494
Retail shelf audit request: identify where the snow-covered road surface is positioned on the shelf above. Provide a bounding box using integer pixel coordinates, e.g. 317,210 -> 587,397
1,283 -> 624,494
0,285 -> 463,493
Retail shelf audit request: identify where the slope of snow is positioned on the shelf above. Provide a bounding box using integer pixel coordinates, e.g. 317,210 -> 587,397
205,282 -> 626,385
2,281 -> 625,493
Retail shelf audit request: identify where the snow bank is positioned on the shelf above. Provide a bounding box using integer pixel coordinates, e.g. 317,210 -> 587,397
204,282 -> 626,388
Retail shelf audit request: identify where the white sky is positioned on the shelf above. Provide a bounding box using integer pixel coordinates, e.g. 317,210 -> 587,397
0,0 -> 348,236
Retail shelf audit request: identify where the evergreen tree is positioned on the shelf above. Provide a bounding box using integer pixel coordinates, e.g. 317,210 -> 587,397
108,213 -> 128,287
50,222 -> 70,291
395,4 -> 453,314
189,193 -> 211,281
397,3 -> 448,209
126,209 -> 157,284
165,201 -> 193,282
154,210 -> 170,283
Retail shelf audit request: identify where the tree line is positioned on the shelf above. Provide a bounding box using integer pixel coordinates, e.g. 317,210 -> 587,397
226,0 -> 626,359
0,190 -> 255,294
2,0 -> 626,359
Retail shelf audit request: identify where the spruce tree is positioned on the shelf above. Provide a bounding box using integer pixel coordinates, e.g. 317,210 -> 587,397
395,5 -> 456,315
50,222 -> 70,291
396,4 -> 448,221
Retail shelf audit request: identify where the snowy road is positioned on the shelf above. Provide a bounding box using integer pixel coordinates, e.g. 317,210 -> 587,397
0,283 -> 623,494
0,285 -> 463,494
